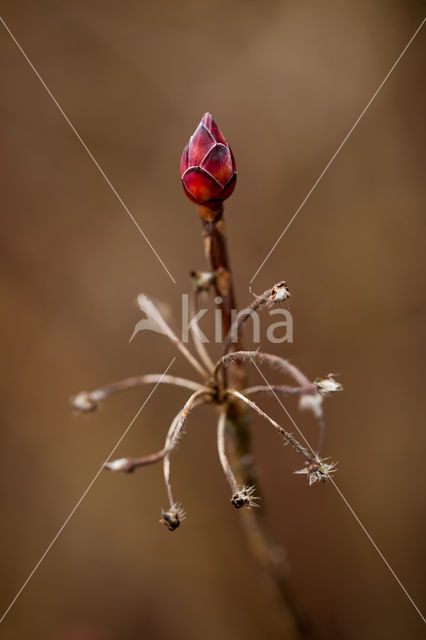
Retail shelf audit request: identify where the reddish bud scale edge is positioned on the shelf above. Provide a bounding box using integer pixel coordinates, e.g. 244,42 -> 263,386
180,113 -> 237,207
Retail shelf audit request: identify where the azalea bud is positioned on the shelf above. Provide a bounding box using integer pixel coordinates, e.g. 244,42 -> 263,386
180,113 -> 237,207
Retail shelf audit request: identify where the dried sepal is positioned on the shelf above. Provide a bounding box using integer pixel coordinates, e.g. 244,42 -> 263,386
298,391 -> 323,418
137,293 -> 208,379
315,374 -> 343,396
190,270 -> 216,292
160,503 -> 186,531
231,485 -> 260,509
71,391 -> 99,413
250,280 -> 290,308
294,457 -> 337,486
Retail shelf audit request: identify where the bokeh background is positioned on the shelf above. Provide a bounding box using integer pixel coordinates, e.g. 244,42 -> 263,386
0,1 -> 425,638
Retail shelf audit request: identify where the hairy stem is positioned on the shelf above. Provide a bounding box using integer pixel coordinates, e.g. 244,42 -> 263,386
227,390 -> 311,461
242,384 -> 306,397
219,350 -> 312,387
217,410 -> 239,494
83,374 -> 205,403
221,350 -> 326,453
163,394 -> 207,507
163,411 -> 183,507
137,294 -> 208,379
104,390 -> 212,473
190,290 -> 215,373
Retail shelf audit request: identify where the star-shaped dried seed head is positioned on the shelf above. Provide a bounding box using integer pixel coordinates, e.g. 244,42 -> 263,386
160,504 -> 186,531
294,457 -> 337,486
268,281 -> 291,304
231,485 -> 260,509
315,374 -> 343,397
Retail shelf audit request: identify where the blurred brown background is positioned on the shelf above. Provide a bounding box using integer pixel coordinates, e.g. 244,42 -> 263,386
0,1 -> 425,639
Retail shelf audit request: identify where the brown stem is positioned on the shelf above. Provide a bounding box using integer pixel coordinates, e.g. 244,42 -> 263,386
199,204 -> 236,335
220,350 -> 326,453
137,294 -> 208,379
190,290 -> 215,372
219,350 -> 312,388
163,393 -> 208,508
227,390 -> 312,461
216,410 -> 239,495
198,203 -> 310,640
71,375 -> 206,414
242,384 -> 307,397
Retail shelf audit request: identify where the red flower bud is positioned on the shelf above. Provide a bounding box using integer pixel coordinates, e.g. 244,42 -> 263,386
180,113 -> 237,206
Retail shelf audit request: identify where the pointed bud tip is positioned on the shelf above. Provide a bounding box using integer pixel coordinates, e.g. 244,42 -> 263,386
201,112 -> 213,128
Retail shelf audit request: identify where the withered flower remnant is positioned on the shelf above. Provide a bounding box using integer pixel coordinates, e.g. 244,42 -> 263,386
315,374 -> 343,396
231,485 -> 260,509
160,504 -> 186,531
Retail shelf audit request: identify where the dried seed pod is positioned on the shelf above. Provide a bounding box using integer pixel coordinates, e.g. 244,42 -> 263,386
294,457 -> 337,486
160,504 -> 186,531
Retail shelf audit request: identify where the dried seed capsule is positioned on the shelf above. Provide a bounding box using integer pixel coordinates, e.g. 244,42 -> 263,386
160,504 -> 186,531
294,457 -> 337,486
231,485 -> 259,509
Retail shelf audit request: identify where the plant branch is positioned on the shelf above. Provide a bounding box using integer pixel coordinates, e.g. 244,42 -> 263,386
219,350 -> 312,387
220,350 -> 327,452
227,390 -> 311,461
199,204 -> 237,336
198,203 -> 309,639
104,389 -> 212,473
242,384 -> 307,397
163,393 -> 207,508
72,374 -> 206,412
189,289 -> 215,373
217,410 -> 239,494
